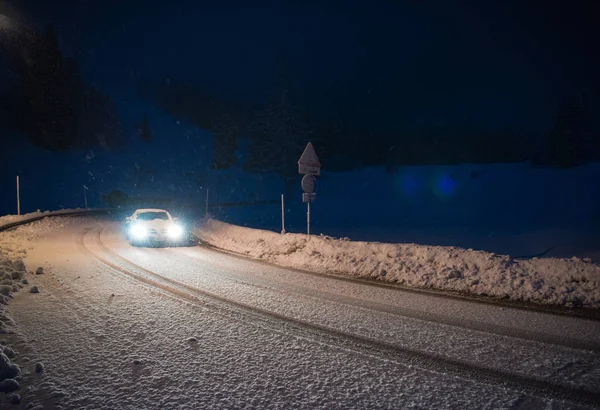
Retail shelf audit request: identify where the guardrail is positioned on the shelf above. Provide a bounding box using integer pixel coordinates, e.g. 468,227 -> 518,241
0,209 -> 112,233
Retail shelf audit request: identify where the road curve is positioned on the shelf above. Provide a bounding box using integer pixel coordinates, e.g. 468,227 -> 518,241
7,217 -> 600,409
97,220 -> 600,403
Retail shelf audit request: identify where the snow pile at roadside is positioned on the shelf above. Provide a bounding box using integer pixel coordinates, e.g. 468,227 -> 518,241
0,256 -> 26,305
0,211 -> 47,226
0,217 -> 76,400
0,208 -> 90,228
0,217 -> 71,259
196,219 -> 600,308
0,217 -> 72,307
0,253 -> 26,396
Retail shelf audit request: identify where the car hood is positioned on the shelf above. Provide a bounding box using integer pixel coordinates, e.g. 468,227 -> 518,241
135,219 -> 172,230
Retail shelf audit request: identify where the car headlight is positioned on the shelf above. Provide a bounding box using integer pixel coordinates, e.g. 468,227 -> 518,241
167,224 -> 183,239
130,224 -> 148,239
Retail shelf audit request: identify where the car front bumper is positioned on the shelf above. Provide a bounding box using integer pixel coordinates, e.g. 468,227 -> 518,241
131,232 -> 184,245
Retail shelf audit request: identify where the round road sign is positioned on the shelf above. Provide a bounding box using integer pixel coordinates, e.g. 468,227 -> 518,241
301,174 -> 316,194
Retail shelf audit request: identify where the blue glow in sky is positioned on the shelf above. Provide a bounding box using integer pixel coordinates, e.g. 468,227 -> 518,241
398,174 -> 420,198
434,174 -> 458,200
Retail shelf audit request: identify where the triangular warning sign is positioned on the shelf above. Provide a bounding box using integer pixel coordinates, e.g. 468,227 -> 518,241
298,142 -> 321,167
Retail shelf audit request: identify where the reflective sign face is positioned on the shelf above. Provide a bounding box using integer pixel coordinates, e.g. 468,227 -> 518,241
301,174 -> 316,193
298,164 -> 321,175
298,142 -> 321,166
298,142 -> 321,175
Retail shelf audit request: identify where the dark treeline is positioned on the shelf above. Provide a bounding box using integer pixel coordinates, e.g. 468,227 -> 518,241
146,80 -> 599,175
0,22 -> 122,151
1,19 -> 597,173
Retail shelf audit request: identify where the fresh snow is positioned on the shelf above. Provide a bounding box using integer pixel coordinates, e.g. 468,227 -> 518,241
0,211 -> 49,226
0,217 -> 78,408
0,217 -> 72,259
8,220 -> 573,409
0,208 -> 92,229
0,217 -> 598,408
195,219 -> 600,308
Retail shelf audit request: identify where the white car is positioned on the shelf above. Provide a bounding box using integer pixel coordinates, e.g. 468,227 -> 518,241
124,209 -> 185,246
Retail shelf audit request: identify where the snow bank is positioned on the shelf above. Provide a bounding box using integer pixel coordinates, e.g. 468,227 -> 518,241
0,208 -> 95,229
0,211 -> 48,226
0,217 -> 76,401
0,218 -> 69,305
0,217 -> 71,259
196,219 -> 600,308
0,254 -> 25,395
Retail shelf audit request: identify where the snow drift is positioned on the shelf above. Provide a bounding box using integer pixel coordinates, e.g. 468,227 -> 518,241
0,211 -> 48,227
0,216 -> 77,403
0,209 -> 100,230
196,219 -> 600,308
0,254 -> 25,395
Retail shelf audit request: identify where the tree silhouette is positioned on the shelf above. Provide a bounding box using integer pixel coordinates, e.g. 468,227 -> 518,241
137,114 -> 153,143
0,24 -> 123,150
533,99 -> 595,168
210,112 -> 239,170
142,81 -> 250,133
244,89 -> 312,194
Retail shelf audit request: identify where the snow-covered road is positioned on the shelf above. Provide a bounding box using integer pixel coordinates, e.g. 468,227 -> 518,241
5,217 -> 600,409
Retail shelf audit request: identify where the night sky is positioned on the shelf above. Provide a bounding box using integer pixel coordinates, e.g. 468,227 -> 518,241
5,0 -> 599,132
0,0 -> 599,217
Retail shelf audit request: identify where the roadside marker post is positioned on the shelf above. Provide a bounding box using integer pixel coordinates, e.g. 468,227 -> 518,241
307,201 -> 310,235
83,185 -> 88,209
16,176 -> 20,215
281,194 -> 286,234
205,188 -> 209,216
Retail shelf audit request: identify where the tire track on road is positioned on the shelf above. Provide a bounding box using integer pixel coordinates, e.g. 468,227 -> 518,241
193,234 -> 600,320
79,226 -> 600,407
163,245 -> 600,353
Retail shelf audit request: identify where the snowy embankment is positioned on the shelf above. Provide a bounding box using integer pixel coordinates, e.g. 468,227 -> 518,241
0,211 -> 49,226
0,208 -> 100,229
196,219 -> 600,308
0,218 -> 72,401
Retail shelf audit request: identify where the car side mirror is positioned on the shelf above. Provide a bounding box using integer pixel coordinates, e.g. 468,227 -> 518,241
173,218 -> 179,222
125,217 -> 131,222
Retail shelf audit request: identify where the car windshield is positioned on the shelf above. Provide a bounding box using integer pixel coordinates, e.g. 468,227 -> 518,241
136,212 -> 169,221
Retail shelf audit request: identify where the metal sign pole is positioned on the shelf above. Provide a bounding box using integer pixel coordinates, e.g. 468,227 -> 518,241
307,201 -> 311,236
16,175 -> 20,215
298,142 -> 320,237
205,188 -> 209,216
281,194 -> 286,234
